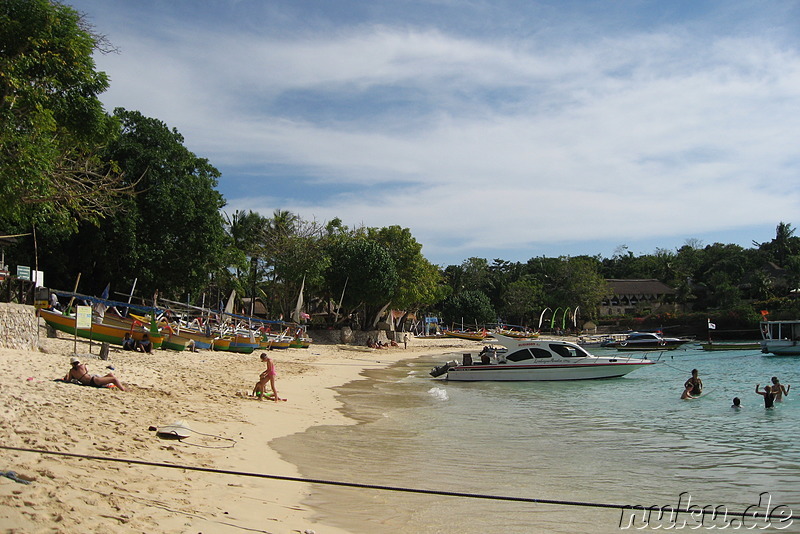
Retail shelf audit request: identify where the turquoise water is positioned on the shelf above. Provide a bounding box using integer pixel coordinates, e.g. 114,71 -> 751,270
275,345 -> 800,533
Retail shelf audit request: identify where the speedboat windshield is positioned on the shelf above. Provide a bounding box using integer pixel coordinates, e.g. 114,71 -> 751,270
549,343 -> 591,358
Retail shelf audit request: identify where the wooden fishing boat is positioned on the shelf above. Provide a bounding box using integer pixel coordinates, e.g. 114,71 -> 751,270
444,329 -> 489,341
172,326 -> 215,350
228,333 -> 261,351
700,341 -> 761,351
40,309 -> 164,349
496,328 -> 539,339
104,313 -> 190,351
160,331 -> 192,351
290,336 -> 312,349
211,337 -> 255,354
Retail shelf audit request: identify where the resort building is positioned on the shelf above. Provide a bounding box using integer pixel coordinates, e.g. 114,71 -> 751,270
599,279 -> 677,317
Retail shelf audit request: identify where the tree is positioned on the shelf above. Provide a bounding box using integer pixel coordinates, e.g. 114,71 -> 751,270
500,277 -> 544,326
224,209 -> 268,304
265,217 -> 328,320
41,109 -> 229,297
0,0 -> 128,230
528,256 -> 607,319
366,225 -> 448,319
441,290 -> 496,327
325,237 -> 398,328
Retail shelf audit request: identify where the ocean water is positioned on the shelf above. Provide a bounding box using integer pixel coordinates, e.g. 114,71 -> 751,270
274,344 -> 800,533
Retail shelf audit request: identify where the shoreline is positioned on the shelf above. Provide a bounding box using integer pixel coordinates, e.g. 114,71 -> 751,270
0,322 -> 476,533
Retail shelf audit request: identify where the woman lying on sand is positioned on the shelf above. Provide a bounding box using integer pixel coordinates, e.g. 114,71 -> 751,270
64,356 -> 125,390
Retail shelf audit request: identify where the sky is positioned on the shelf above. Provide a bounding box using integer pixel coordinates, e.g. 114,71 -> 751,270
66,0 -> 800,266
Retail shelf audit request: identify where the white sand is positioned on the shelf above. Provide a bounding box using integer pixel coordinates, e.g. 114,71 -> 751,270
0,323 -> 475,533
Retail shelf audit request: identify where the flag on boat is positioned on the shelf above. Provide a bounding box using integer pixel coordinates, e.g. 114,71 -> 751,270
708,319 -> 716,330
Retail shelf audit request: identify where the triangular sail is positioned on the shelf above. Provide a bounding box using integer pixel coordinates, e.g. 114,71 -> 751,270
292,276 -> 305,323
224,289 -> 236,315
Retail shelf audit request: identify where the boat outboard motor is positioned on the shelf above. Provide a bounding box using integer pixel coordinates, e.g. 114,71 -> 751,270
430,359 -> 458,377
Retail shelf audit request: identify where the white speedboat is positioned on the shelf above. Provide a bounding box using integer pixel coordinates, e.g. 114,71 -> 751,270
430,333 -> 656,381
760,320 -> 800,355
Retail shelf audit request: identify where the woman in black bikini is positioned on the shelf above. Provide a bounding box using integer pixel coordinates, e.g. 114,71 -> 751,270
65,357 -> 125,390
755,383 -> 775,408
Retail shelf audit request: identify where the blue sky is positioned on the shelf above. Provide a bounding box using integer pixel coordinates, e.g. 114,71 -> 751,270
67,0 -> 800,266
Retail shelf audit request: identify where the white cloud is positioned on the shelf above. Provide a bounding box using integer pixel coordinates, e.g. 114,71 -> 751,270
82,2 -> 800,264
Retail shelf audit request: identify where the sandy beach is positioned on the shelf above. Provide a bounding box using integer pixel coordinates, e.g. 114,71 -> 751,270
0,321 -> 475,533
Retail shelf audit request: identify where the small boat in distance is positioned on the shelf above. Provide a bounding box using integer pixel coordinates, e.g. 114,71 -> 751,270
760,320 -> 800,355
430,333 -> 656,381
603,331 -> 688,351
443,329 -> 489,341
700,341 -> 761,351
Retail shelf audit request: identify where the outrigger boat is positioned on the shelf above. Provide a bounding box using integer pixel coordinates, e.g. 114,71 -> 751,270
40,309 -> 164,349
103,312 -> 191,351
443,329 -> 489,341
430,333 -> 656,381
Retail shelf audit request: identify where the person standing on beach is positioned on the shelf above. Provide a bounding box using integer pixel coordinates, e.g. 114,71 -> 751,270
771,376 -> 790,402
755,383 -> 775,408
258,353 -> 283,402
684,369 -> 703,396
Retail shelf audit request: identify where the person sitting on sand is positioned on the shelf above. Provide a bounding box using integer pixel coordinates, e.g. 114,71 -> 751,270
64,357 -> 125,390
135,333 -> 152,354
254,353 -> 282,401
771,376 -> 790,402
122,332 -> 136,351
756,383 -> 775,408
680,384 -> 695,400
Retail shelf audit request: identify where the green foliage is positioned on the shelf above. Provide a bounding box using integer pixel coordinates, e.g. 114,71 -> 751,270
325,237 -> 398,311
265,218 -> 328,319
39,108 -> 228,297
441,290 -> 496,326
0,0 -> 123,230
366,225 -> 447,311
500,277 -> 544,326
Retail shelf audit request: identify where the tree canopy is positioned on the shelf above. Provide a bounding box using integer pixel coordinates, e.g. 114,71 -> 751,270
0,0 -> 127,230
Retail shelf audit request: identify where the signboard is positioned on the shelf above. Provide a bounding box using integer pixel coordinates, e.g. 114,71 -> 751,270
16,265 -> 30,280
425,316 -> 439,324
34,287 -> 49,310
76,306 -> 93,329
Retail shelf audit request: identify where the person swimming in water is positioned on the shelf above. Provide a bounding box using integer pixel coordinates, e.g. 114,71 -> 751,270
731,397 -> 741,409
684,369 -> 703,396
755,383 -> 775,408
770,376 -> 790,402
